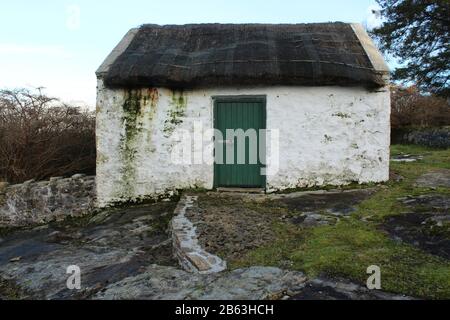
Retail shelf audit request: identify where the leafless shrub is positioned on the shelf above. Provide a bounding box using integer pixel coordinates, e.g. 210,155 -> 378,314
0,88 -> 96,184
391,85 -> 450,129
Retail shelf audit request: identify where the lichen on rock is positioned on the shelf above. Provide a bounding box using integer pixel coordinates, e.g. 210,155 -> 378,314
0,175 -> 96,227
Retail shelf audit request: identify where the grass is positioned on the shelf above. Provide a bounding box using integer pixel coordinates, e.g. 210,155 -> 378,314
292,221 -> 450,299
353,145 -> 450,222
233,219 -> 450,299
231,145 -> 450,299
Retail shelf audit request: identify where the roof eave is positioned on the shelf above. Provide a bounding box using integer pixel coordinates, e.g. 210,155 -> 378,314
350,23 -> 390,80
96,28 -> 139,78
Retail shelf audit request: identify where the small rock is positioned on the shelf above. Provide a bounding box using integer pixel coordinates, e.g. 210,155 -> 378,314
390,171 -> 404,182
9,256 -> 22,263
45,231 -> 83,243
72,174 -> 86,179
415,169 -> 450,188
186,253 -> 215,272
0,181 -> 9,190
391,154 -> 423,162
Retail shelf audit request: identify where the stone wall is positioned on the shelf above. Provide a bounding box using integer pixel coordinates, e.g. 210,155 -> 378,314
97,79 -> 391,207
171,195 -> 226,274
392,127 -> 450,149
0,175 -> 96,227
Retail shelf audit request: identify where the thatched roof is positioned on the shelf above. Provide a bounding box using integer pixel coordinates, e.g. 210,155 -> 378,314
98,23 -> 389,89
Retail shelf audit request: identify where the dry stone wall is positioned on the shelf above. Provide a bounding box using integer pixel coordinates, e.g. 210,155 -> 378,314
0,175 -> 96,227
392,127 -> 450,149
171,195 -> 227,274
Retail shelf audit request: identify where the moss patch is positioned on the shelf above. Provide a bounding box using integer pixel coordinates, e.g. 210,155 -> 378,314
289,221 -> 450,299
0,226 -> 22,238
117,89 -> 161,200
233,217 -> 450,299
163,90 -> 187,136
0,181 -> 8,206
118,90 -> 144,198
0,278 -> 29,300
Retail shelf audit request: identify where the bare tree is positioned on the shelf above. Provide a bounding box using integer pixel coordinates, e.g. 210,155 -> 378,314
391,85 -> 450,129
0,88 -> 96,184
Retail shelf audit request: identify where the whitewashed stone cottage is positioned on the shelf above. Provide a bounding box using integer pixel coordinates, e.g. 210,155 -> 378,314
96,23 -> 390,207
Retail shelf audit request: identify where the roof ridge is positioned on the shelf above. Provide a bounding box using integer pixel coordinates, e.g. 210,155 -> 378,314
140,22 -> 350,28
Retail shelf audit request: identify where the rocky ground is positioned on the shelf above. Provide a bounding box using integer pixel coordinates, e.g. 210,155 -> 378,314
290,277 -> 412,300
192,184 -> 449,265
381,168 -> 450,261
187,146 -> 450,299
0,198 -> 409,300
0,192 -> 415,301
0,145 -> 448,300
0,202 -> 177,299
94,266 -> 409,300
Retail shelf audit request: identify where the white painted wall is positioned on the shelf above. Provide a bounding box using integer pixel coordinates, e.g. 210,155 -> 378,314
96,79 -> 390,207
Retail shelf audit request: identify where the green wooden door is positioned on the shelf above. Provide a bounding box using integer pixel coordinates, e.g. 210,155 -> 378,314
214,97 -> 266,188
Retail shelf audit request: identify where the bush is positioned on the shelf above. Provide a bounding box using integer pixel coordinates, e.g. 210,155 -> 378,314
391,85 -> 450,129
0,88 -> 96,184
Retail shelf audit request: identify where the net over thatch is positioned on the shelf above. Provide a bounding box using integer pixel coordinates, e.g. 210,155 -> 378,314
100,23 -> 387,89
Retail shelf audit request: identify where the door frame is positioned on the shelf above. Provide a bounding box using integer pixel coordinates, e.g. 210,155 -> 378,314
212,95 -> 267,189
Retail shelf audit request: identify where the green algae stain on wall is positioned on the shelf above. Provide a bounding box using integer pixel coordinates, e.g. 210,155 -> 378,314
146,88 -> 159,121
115,88 -> 185,202
145,88 -> 160,153
116,88 -> 160,201
119,89 -> 142,199
163,90 -> 187,137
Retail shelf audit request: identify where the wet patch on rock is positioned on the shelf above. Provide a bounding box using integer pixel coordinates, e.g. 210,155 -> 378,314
290,278 -> 413,300
415,169 -> 450,188
382,194 -> 450,259
0,201 -> 177,299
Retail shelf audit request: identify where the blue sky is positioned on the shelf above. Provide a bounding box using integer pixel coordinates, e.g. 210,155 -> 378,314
0,0 -> 381,107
